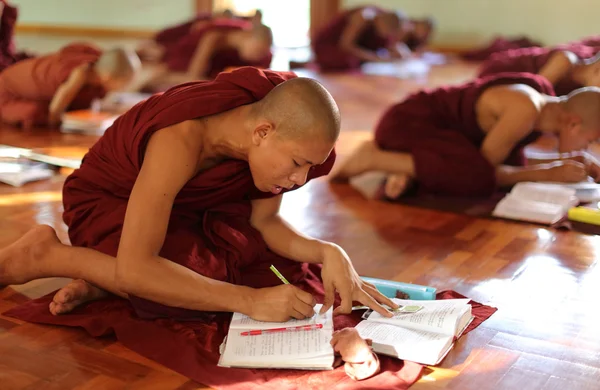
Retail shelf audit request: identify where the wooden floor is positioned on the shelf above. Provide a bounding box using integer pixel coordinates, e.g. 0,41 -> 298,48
1,51 -> 600,389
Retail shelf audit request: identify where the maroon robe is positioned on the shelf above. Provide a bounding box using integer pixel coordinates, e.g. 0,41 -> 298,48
312,7 -> 391,71
479,46 -> 598,96
0,0 -> 32,72
1,67 -> 492,389
460,36 -> 543,61
163,20 -> 273,79
0,43 -> 106,127
374,73 -> 555,197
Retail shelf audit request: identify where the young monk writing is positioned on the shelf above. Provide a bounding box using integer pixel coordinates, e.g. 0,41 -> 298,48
0,67 -> 397,322
334,73 -> 600,198
312,6 -> 411,71
0,43 -> 140,128
139,20 -> 273,90
479,46 -> 600,96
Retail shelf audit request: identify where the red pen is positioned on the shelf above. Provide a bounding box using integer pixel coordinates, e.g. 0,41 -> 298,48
240,323 -> 323,336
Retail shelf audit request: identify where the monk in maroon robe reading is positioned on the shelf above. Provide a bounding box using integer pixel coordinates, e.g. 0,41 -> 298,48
0,67 -> 396,323
311,6 -> 412,72
0,43 -> 140,128
479,46 -> 600,96
334,73 -> 600,198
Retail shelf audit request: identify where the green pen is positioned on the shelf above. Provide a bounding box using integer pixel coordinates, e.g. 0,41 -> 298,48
270,264 -> 290,285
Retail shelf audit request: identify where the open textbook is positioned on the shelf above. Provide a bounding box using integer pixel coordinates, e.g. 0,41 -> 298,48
492,182 -> 580,225
355,299 -> 472,366
218,304 -> 335,370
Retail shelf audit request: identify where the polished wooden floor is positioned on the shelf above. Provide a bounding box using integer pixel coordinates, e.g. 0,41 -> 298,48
1,40 -> 600,389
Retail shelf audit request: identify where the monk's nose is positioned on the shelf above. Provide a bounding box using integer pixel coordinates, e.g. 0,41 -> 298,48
290,168 -> 309,187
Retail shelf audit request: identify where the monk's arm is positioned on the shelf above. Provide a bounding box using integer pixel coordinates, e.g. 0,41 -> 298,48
48,65 -> 88,124
114,124 -> 252,313
187,31 -> 220,78
538,50 -> 577,85
250,195 -> 331,264
339,14 -> 383,62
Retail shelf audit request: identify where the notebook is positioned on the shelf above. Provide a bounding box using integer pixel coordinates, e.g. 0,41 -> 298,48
355,298 -> 472,366
539,180 -> 600,203
492,182 -> 579,225
61,110 -> 119,135
0,146 -> 55,187
218,304 -> 335,370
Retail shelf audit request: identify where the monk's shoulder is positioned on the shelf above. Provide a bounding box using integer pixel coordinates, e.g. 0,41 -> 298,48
478,83 -> 542,118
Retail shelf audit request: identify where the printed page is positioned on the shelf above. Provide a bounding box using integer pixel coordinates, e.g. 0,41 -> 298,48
219,326 -> 333,367
366,299 -> 470,336
355,321 -> 453,366
230,304 -> 332,330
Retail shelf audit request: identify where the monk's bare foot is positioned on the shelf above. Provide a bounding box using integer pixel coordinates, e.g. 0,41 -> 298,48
332,140 -> 379,181
49,279 -> 108,315
384,174 -> 413,199
0,224 -> 60,286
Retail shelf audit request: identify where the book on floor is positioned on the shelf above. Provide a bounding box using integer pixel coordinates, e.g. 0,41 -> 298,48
492,182 -> 579,225
60,110 -> 120,135
0,145 -> 55,187
218,304 -> 335,370
355,298 -> 472,366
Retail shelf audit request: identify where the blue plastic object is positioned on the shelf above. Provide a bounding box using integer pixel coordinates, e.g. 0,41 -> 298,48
361,277 -> 437,300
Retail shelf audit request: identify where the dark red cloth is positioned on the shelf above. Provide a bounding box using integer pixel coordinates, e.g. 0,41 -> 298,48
0,0 -> 32,72
461,36 -> 543,61
3,286 -> 495,389
312,7 -> 391,71
374,73 -> 555,197
0,43 -> 106,127
479,46 -> 598,96
163,20 -> 272,79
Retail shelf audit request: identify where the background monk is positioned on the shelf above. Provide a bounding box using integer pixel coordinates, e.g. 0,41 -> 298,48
0,43 -> 140,128
0,0 -> 32,72
138,20 -> 273,91
479,46 -> 600,96
334,73 -> 600,198
0,67 -> 397,322
403,17 -> 436,53
311,6 -> 411,72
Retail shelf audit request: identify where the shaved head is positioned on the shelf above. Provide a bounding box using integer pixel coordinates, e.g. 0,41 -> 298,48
252,77 -> 340,143
94,47 -> 140,84
251,24 -> 273,45
565,87 -> 600,131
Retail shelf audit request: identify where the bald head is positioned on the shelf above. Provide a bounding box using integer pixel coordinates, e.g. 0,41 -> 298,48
94,47 -> 141,88
253,77 -> 340,143
565,87 -> 600,131
250,23 -> 273,46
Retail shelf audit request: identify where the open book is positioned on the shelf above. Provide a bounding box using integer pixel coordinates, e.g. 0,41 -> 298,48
0,145 -> 55,187
61,110 -> 119,135
218,304 -> 335,370
355,299 -> 472,366
492,182 -> 579,225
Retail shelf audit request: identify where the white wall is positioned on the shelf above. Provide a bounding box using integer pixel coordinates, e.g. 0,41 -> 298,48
344,0 -> 599,46
11,0 -> 195,30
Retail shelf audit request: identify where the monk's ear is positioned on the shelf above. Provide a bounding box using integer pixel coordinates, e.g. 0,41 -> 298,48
252,121 -> 274,145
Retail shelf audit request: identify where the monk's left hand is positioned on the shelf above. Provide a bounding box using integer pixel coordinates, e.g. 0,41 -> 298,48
319,243 -> 398,317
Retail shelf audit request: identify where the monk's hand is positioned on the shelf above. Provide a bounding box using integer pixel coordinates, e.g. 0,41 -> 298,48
581,153 -> 600,181
248,285 -> 316,322
544,160 -> 588,183
319,243 -> 398,317
48,112 -> 61,128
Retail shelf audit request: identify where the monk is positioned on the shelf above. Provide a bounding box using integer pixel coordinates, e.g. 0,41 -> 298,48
0,67 -> 397,323
139,20 -> 273,91
479,46 -> 600,96
0,43 -> 140,128
403,17 -> 435,53
0,0 -> 31,72
461,36 -> 543,61
334,73 -> 600,198
311,6 -> 412,72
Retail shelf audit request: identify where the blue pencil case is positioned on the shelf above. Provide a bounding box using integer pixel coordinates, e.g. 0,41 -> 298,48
361,277 -> 437,300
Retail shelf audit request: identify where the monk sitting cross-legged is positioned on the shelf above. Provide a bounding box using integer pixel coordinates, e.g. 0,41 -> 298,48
479,46 -> 600,96
311,6 -> 412,72
334,73 -> 600,199
0,43 -> 140,129
0,67 -> 397,322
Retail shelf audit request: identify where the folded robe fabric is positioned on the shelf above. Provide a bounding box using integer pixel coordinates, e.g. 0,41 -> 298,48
460,36 -> 543,61
374,73 -> 555,197
479,45 -> 599,96
162,20 -> 272,79
0,43 -> 106,126
311,7 -> 391,72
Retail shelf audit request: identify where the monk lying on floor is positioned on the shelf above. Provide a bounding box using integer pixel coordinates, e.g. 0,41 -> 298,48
311,6 -> 413,72
334,72 -> 600,199
479,46 -> 600,96
0,67 -> 397,322
0,43 -> 140,128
